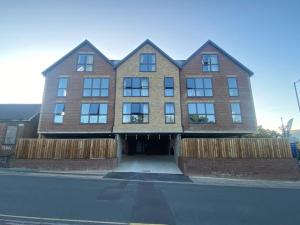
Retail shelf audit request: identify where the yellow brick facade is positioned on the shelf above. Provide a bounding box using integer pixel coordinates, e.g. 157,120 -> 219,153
113,44 -> 182,133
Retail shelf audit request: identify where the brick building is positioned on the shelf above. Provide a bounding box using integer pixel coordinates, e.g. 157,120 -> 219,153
39,39 -> 256,156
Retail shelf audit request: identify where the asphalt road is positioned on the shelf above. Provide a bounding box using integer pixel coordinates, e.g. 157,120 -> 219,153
0,174 -> 299,225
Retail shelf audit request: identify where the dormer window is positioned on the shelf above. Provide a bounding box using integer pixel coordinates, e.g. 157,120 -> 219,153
140,53 -> 156,72
77,54 -> 93,72
202,54 -> 219,72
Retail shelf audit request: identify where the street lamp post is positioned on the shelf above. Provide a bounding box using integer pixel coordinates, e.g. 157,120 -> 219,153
294,80 -> 300,112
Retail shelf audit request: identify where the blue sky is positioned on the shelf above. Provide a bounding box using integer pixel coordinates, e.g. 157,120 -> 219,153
0,0 -> 299,131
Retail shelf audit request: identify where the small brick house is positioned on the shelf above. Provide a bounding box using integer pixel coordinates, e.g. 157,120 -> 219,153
0,104 -> 40,152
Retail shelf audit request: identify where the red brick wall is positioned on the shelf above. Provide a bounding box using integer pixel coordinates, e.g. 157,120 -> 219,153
178,157 -> 300,180
180,43 -> 257,134
38,43 -> 115,134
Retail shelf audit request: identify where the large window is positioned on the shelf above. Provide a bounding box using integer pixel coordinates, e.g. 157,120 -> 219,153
202,54 -> 219,72
231,103 -> 242,123
188,103 -> 215,123
77,54 -> 93,72
228,77 -> 239,96
57,78 -> 68,97
187,78 -> 213,97
53,103 -> 65,124
80,103 -> 108,124
164,77 -> 174,97
83,78 -> 109,97
165,103 -> 175,123
123,103 -> 149,124
140,53 -> 156,72
123,78 -> 148,97
4,126 -> 18,145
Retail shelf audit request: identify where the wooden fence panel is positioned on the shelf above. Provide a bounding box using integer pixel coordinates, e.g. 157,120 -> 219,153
181,138 -> 292,159
15,138 -> 117,159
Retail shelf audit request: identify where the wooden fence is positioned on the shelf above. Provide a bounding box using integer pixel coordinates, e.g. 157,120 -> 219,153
15,138 -> 117,159
181,138 -> 292,159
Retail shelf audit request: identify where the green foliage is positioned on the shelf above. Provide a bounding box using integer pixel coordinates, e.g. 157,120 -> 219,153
244,125 -> 282,138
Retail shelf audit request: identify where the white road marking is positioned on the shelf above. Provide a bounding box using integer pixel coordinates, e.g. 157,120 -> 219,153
0,214 -> 128,225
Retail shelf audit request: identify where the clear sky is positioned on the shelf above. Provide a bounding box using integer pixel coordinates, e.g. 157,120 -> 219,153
0,0 -> 299,131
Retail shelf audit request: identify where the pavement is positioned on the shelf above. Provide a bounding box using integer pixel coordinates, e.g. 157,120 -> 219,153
0,173 -> 300,225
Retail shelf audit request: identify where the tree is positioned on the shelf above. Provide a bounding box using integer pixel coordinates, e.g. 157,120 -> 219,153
244,125 -> 282,138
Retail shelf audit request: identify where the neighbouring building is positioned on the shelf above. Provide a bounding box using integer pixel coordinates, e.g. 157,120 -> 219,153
0,104 -> 40,152
39,39 -> 257,157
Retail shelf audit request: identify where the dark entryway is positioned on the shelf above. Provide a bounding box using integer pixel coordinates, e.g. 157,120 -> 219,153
124,135 -> 175,155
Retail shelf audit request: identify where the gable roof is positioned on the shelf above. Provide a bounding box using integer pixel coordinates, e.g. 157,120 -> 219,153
114,39 -> 181,69
42,40 -> 113,76
0,104 -> 41,122
183,40 -> 254,76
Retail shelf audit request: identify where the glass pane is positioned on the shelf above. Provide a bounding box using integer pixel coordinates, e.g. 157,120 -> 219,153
195,79 -> 203,88
78,55 -> 86,64
124,89 -> 131,96
123,104 -> 131,114
99,104 -> 108,114
132,78 -> 140,88
195,89 -> 204,97
202,55 -> 210,64
198,115 -> 208,123
81,104 -> 90,114
188,104 -> 197,114
166,115 -> 175,123
187,79 -> 195,88
206,104 -> 215,114
131,114 -> 139,123
84,78 -> 92,88
210,55 -> 218,64
232,115 -> 242,123
189,114 -> 199,123
89,115 -> 98,123
89,104 -> 99,114
204,78 -> 212,88
140,54 -> 147,63
202,65 -> 210,72
54,115 -> 63,123
124,78 -> 131,88
204,89 -> 213,96
92,79 -> 101,88
187,89 -> 195,97
86,65 -> 93,71
54,104 -> 64,113
132,89 -> 140,96
83,89 -> 91,96
228,78 -> 237,88
165,89 -> 173,97
141,89 -> 148,96
165,103 -> 174,114
231,103 -> 241,114
141,78 -> 148,88
207,115 -> 215,123
149,54 -> 156,63
101,79 -> 109,88
80,115 -> 89,124
165,77 -> 174,88
229,89 -> 239,96
58,78 -> 67,88
123,115 -> 131,123
98,115 -> 107,123
86,55 -> 93,64
57,89 -> 67,97
197,104 -> 205,114
143,115 -> 149,123
211,65 -> 219,71
92,89 -> 100,96
141,104 -> 148,114
148,65 -> 156,71
77,65 -> 84,72
140,64 -> 148,71
101,89 -> 109,97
